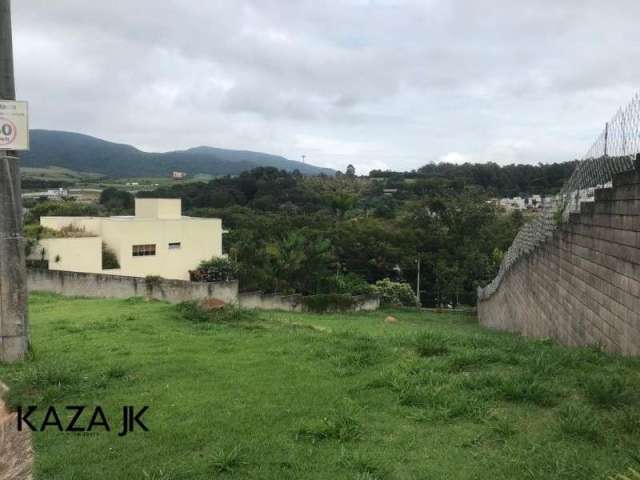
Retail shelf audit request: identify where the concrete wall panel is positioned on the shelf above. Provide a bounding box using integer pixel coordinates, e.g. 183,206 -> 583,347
479,170 -> 640,356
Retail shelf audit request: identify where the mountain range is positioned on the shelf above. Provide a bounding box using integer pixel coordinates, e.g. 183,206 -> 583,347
21,130 -> 334,178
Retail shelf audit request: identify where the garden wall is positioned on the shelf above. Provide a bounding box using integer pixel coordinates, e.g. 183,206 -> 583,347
238,291 -> 380,312
27,269 -> 380,312
27,269 -> 239,304
478,170 -> 640,356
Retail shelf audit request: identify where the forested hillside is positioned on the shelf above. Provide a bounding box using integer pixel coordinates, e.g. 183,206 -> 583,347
135,167 -> 527,306
21,130 -> 334,177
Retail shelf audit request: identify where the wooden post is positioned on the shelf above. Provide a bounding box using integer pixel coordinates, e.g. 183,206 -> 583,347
0,0 -> 29,362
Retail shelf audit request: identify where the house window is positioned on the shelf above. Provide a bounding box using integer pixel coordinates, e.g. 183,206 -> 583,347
168,242 -> 181,250
132,244 -> 156,257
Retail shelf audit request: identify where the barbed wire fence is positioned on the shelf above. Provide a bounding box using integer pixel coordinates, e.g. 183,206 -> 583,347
478,92 -> 640,300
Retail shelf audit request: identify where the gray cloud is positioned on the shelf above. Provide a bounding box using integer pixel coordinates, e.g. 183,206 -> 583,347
11,0 -> 640,173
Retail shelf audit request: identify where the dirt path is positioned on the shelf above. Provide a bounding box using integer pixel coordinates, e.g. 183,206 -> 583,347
0,383 -> 33,480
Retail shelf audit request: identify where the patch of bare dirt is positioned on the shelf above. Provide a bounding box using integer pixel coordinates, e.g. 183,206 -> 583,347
0,383 -> 33,480
199,298 -> 226,311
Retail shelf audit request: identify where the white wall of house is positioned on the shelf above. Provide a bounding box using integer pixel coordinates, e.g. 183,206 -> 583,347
36,199 -> 223,281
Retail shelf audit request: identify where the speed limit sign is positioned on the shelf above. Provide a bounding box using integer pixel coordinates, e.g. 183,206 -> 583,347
0,100 -> 29,151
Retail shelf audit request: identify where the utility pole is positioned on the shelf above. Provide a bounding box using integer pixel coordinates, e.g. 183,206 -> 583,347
415,256 -> 421,310
0,0 -> 29,362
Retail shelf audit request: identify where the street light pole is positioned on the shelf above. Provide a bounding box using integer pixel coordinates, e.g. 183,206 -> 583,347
0,0 -> 29,362
415,256 -> 421,310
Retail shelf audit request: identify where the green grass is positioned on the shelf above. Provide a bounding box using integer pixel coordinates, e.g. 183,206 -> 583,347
1,294 -> 640,479
21,166 -> 104,183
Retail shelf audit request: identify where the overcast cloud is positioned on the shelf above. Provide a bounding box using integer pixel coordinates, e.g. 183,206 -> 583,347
12,0 -> 640,173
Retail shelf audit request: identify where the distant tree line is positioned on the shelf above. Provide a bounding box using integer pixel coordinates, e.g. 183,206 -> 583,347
370,160 -> 577,197
21,178 -> 73,190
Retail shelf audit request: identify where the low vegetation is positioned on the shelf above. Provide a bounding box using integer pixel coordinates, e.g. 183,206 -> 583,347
190,257 -> 239,282
1,294 -> 639,479
300,293 -> 357,313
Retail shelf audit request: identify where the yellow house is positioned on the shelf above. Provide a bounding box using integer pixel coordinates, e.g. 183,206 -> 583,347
35,198 -> 223,281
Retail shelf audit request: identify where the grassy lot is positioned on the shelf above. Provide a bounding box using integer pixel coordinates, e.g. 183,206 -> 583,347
82,175 -> 217,192
1,294 -> 640,479
21,167 -> 104,184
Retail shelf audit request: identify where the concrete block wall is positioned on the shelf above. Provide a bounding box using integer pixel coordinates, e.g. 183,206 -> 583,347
478,169 -> 640,355
27,270 -> 381,313
238,291 -> 381,312
27,269 -> 239,304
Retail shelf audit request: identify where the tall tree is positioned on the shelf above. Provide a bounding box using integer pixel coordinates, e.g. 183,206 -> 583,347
346,164 -> 356,177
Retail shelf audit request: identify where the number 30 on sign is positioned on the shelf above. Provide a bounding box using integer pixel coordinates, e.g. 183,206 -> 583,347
0,100 -> 29,151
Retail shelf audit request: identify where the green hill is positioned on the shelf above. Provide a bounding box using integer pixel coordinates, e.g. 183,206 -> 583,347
21,130 -> 334,178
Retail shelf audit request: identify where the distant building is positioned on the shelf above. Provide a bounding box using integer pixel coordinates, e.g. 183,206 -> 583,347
499,196 -> 527,211
383,188 -> 398,196
23,188 -> 69,200
172,171 -> 188,179
47,188 -> 69,198
497,194 -> 547,212
32,198 -> 222,281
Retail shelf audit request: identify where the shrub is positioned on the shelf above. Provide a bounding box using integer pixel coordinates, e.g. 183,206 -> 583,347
26,200 -> 102,223
100,187 -> 134,212
332,272 -> 372,295
190,257 -> 238,282
24,224 -> 43,257
301,294 -> 356,313
56,224 -> 94,238
102,243 -> 120,269
176,301 -> 209,323
370,278 -> 416,306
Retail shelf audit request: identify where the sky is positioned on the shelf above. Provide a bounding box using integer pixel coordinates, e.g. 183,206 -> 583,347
12,0 -> 640,174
